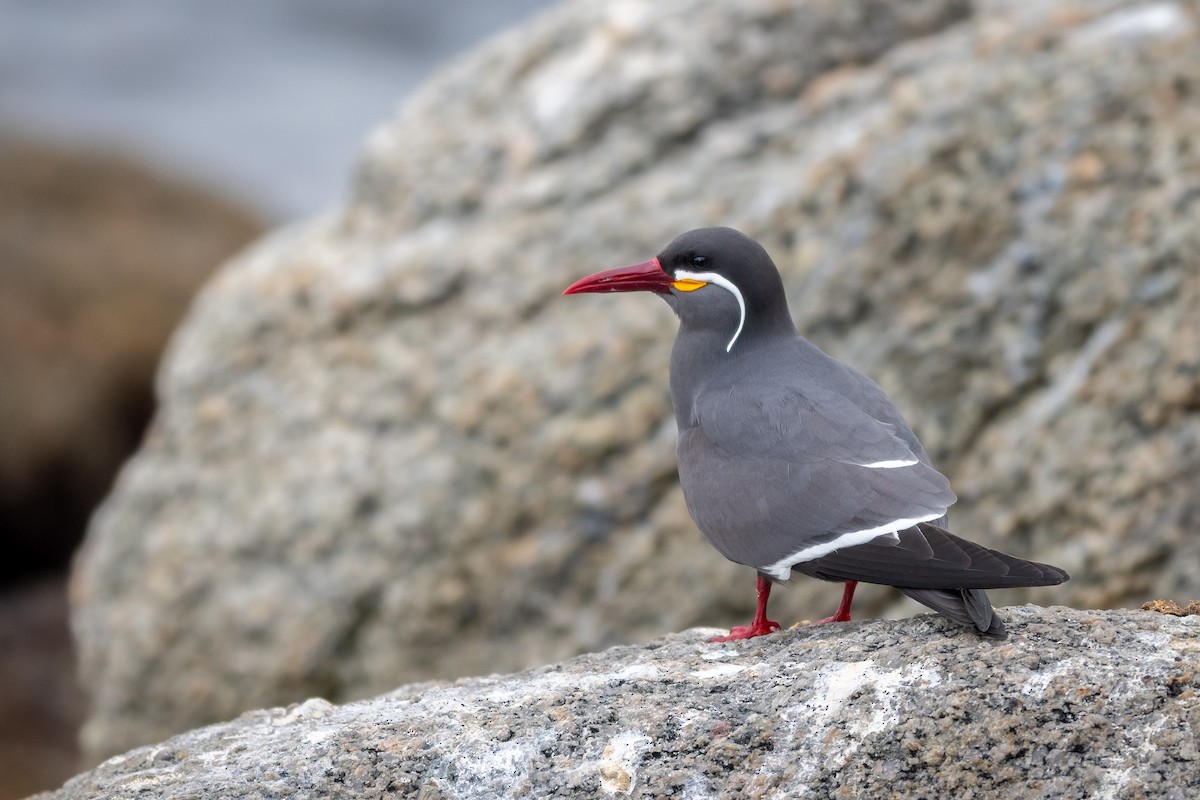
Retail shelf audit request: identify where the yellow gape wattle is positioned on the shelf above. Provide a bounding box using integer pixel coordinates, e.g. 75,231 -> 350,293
672,278 -> 707,292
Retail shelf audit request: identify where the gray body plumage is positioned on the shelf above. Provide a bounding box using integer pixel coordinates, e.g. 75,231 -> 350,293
657,228 -> 1065,639
670,329 -> 951,573
565,226 -> 1067,639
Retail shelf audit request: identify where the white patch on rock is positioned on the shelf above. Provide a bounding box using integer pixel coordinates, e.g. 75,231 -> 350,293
436,728 -> 558,799
272,697 -> 335,726
303,728 -> 337,745
99,752 -> 129,768
803,660 -> 941,737
700,647 -> 741,661
471,741 -> 536,789
614,663 -> 661,681
1020,658 -> 1076,697
768,659 -> 943,792
689,663 -> 746,680
1068,3 -> 1192,48
526,34 -> 612,129
574,477 -> 609,507
683,773 -> 717,800
476,662 -> 660,705
605,0 -> 651,32
598,730 -> 653,795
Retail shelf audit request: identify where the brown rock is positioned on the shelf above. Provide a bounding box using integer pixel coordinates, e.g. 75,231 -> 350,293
0,133 -> 264,583
0,578 -> 83,800
1143,599 -> 1200,617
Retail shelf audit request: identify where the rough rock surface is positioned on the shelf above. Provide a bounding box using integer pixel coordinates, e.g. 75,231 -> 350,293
41,608 -> 1200,799
73,0 -> 1200,762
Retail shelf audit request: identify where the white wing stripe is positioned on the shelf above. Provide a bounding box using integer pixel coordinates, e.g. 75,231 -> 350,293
675,269 -> 745,352
760,511 -> 945,580
859,458 -> 918,469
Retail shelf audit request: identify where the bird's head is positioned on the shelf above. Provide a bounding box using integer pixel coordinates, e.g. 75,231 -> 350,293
563,226 -> 792,352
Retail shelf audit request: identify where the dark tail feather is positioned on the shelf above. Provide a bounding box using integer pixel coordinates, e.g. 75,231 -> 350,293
790,523 -> 1068,638
794,524 -> 1071,590
896,586 -> 1007,639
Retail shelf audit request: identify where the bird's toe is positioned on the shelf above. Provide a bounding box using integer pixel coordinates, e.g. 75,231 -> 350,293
709,619 -> 781,642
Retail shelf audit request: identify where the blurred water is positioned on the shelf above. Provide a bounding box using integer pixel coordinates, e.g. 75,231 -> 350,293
0,0 -> 554,219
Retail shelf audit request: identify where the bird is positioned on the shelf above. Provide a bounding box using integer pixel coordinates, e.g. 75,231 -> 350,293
563,226 -> 1068,640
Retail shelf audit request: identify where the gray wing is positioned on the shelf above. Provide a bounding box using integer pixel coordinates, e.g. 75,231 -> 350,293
826,357 -> 949,528
678,382 -> 956,578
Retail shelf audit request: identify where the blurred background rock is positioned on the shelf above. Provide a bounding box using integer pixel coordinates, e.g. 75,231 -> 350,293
0,1 -> 549,797
0,132 -> 262,799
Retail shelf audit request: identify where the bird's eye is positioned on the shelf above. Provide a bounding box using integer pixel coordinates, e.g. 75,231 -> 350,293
691,255 -> 707,268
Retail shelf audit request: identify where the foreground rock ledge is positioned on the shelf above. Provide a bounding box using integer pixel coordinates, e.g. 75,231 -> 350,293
43,607 -> 1198,799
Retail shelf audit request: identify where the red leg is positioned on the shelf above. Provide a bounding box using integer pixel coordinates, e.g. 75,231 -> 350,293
710,573 -> 782,642
813,580 -> 858,625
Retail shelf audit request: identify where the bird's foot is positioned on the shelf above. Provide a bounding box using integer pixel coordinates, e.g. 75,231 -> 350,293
806,581 -> 858,627
709,619 -> 781,642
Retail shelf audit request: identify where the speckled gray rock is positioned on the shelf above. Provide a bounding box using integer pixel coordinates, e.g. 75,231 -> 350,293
42,608 -> 1200,799
72,0 -> 1200,764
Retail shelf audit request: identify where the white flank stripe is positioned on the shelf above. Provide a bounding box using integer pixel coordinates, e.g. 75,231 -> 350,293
859,458 -> 918,469
761,511 -> 944,581
675,269 -> 746,352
